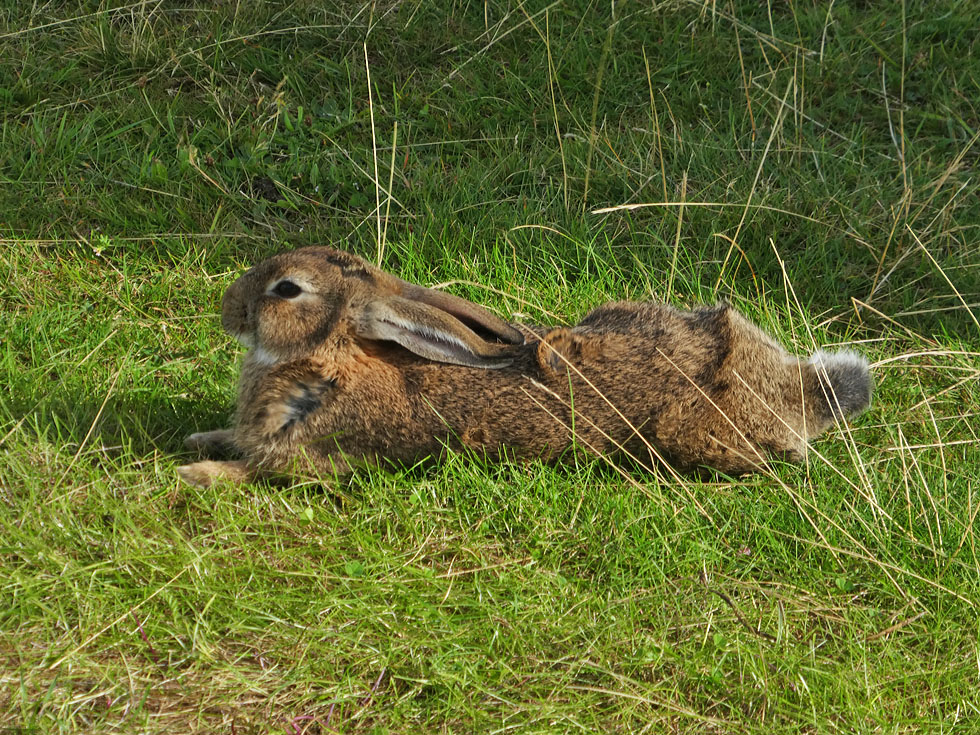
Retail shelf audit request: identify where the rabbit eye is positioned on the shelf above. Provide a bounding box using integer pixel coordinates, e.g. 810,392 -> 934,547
272,280 -> 302,299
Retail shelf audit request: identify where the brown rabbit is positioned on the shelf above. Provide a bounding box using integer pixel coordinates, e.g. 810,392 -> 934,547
177,246 -> 872,487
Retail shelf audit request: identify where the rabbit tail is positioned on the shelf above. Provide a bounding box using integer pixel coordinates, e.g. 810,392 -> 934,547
805,349 -> 872,433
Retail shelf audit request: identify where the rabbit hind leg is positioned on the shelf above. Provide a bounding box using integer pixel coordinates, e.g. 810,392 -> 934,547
184,429 -> 239,457
176,459 -> 260,488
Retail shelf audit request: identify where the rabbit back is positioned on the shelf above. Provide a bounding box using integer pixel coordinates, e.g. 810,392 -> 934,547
534,301 -> 870,472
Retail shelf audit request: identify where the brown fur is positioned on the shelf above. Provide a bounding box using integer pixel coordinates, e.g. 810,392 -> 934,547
177,247 -> 872,486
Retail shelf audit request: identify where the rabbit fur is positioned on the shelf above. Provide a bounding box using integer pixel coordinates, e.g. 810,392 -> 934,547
177,246 -> 872,487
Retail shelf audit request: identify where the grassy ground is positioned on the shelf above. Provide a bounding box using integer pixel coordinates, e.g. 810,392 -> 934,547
1,1 -> 979,732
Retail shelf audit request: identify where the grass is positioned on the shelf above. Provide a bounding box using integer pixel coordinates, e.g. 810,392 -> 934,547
1,0 -> 979,732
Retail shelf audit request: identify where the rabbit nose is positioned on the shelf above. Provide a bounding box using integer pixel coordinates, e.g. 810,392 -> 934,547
234,302 -> 252,330
221,289 -> 249,335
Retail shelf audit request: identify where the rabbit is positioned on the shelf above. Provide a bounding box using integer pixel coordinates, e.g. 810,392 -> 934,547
176,246 -> 872,487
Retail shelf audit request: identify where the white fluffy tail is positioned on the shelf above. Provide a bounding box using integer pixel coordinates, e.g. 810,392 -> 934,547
807,349 -> 873,423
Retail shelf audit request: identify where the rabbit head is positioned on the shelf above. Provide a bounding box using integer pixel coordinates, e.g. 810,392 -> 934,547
220,246 -> 524,368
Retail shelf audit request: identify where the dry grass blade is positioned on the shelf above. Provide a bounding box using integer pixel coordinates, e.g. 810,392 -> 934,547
907,224 -> 980,333
714,76 -> 794,292
866,610 -> 927,641
364,43 -> 382,265
380,121 -> 398,262
55,357 -> 127,488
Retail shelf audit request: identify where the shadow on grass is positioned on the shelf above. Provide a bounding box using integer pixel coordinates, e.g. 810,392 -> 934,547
2,385 -> 231,460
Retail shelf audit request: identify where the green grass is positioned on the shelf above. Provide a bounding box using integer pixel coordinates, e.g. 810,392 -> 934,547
1,1 -> 979,732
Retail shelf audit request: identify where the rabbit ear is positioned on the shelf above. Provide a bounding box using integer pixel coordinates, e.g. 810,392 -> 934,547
355,295 -> 519,369
395,279 -> 525,346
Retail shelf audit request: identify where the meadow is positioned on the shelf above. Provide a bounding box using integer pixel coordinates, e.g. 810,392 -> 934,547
1,1 -> 979,732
